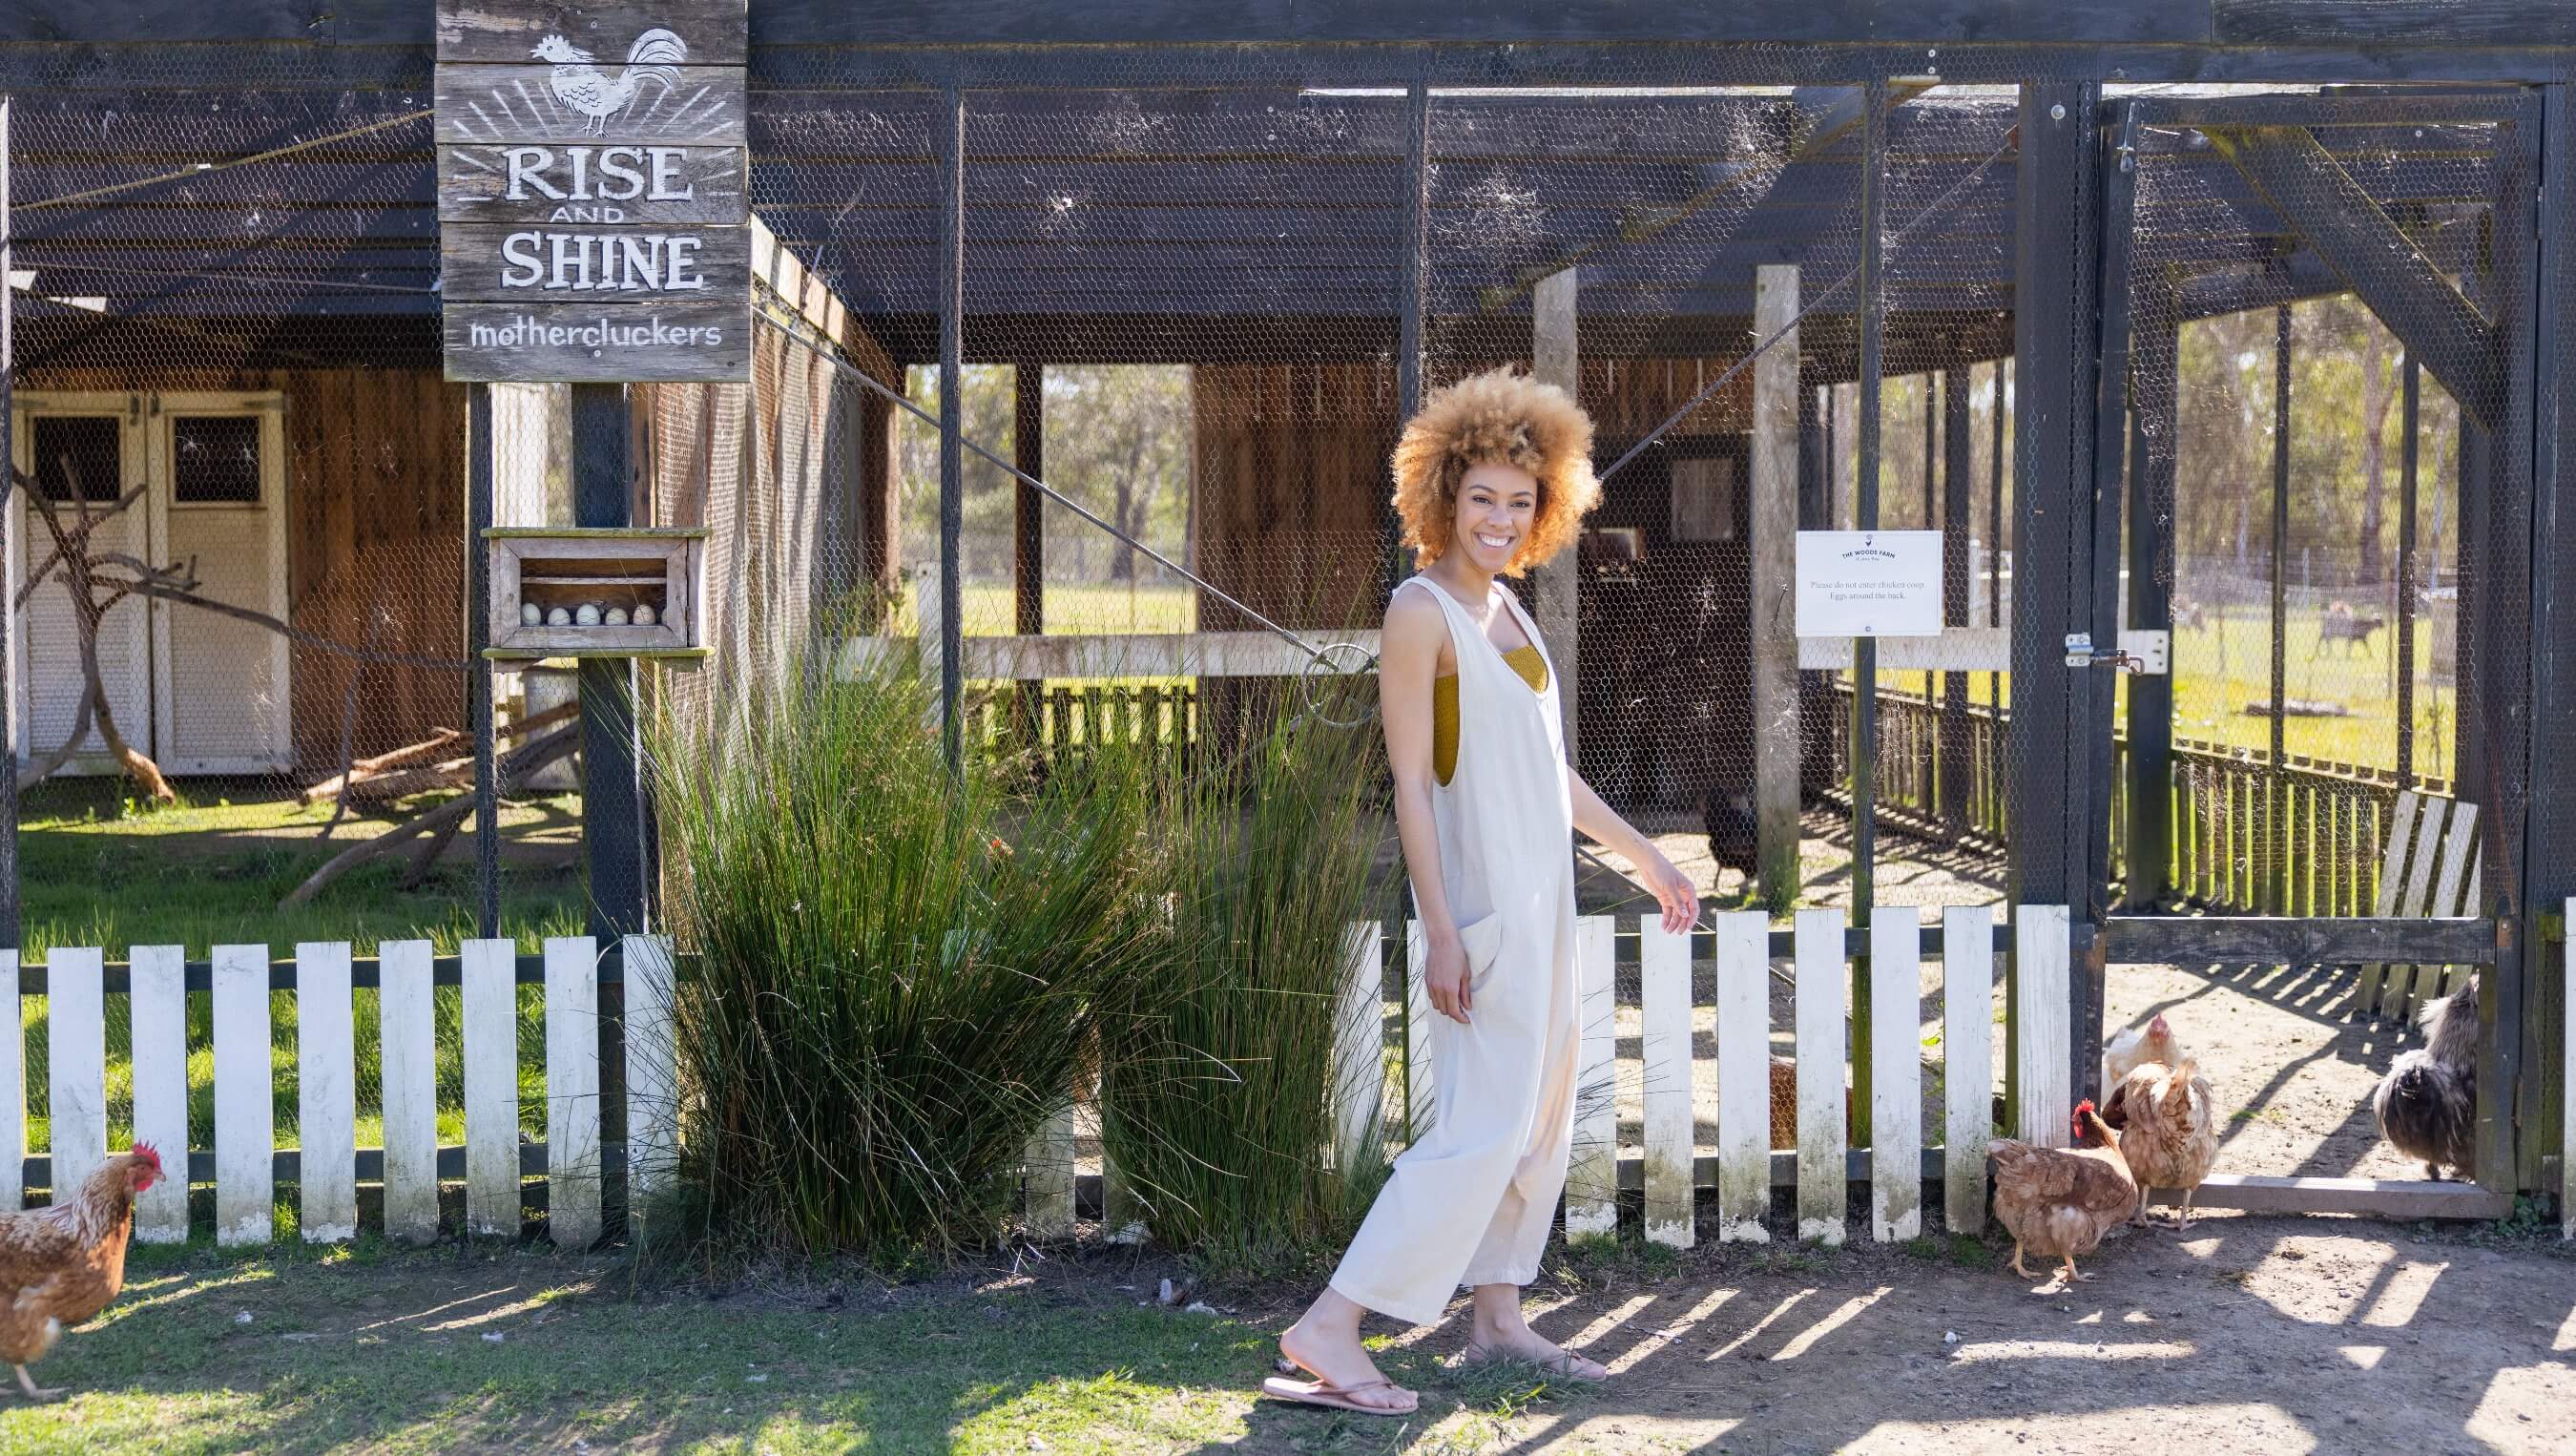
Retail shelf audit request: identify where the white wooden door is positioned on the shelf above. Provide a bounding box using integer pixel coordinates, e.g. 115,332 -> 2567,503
150,395 -> 290,775
11,396 -> 152,774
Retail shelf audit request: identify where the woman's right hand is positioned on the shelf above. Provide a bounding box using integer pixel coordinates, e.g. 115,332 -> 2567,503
1424,932 -> 1473,1025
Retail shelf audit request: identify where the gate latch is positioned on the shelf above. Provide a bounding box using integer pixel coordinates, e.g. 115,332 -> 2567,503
2064,632 -> 2151,675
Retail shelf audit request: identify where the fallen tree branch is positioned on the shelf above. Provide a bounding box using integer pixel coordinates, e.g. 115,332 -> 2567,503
279,721 -> 579,910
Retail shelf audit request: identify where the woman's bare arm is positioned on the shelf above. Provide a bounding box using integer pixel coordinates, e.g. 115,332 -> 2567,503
1569,767 -> 1699,935
1381,589 -> 1476,1022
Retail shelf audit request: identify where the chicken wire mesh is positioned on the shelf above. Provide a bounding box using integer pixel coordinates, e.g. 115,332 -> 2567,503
0,45 -> 2555,1197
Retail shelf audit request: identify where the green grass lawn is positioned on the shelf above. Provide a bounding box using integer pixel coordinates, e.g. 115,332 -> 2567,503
0,1239 -> 1576,1454
953,582 -> 1195,636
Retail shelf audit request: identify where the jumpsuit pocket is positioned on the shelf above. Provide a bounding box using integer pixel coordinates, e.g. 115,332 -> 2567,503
1456,911 -> 1506,990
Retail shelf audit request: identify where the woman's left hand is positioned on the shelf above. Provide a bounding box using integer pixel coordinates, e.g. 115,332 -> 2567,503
1636,844 -> 1700,937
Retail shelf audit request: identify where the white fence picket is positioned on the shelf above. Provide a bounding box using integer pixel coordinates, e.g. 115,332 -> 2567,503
1024,1103 -> 1076,1239
1713,911 -> 1772,1243
128,946 -> 188,1243
2015,906 -> 2072,1147
1403,920 -> 1434,1142
1869,909 -> 1922,1242
1639,918 -> 1694,1248
1331,921 -> 1386,1176
1565,914 -> 1620,1238
378,940 -> 440,1245
46,946 -> 106,1200
462,938 -> 520,1238
212,945 -> 274,1246
1942,905 -> 1997,1237
0,952 -> 19,1216
1794,908 -> 1846,1244
544,937 -> 602,1249
623,934 -> 679,1211
296,942 -> 358,1243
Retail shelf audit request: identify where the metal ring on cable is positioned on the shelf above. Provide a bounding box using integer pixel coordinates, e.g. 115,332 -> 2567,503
1298,640 -> 1381,728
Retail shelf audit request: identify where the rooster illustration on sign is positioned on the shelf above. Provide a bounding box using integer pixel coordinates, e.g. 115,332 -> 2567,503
533,28 -> 688,133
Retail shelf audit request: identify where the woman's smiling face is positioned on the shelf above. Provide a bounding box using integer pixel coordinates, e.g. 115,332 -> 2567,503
1451,462 -> 1541,573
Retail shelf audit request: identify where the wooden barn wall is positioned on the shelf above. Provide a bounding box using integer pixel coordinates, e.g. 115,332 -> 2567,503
1193,357 -> 1755,813
19,365 -> 467,780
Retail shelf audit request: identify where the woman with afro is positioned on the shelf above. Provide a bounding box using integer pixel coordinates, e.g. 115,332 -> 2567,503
1265,368 -> 1697,1415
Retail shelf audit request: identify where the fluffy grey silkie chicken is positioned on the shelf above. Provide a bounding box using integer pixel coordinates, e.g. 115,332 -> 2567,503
2372,974 -> 2477,1180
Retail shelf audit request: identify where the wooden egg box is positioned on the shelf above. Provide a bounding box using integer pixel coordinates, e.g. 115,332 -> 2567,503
485,528 -> 709,660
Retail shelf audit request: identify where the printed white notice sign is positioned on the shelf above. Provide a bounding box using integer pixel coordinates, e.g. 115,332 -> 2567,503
1796,530 -> 1943,637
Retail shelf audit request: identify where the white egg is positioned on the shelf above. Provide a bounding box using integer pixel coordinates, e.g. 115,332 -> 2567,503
603,608 -> 630,626
546,607 -> 572,626
520,602 -> 542,625
634,604 -> 658,626
574,603 -> 603,626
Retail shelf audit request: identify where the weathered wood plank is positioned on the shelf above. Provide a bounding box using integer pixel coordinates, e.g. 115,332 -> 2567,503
1753,264 -> 1801,906
1532,267 -> 1580,778
2178,1172 -> 2510,1219
544,937 -> 603,1249
440,222 -> 751,304
2407,801 -> 2482,1020
380,940 -> 441,1245
1942,905 -> 1996,1236
2356,789 -> 2420,1016
438,143 -> 748,225
44,946 -> 105,1199
1403,920 -> 1435,1144
212,946 -> 274,1246
1795,908 -> 1846,1243
1869,908 -> 1922,1242
2015,906 -> 2071,1147
1331,921 -> 1386,1179
620,935 -> 677,1209
434,65 -> 746,147
444,300 -> 751,385
1023,1103 -> 1076,1239
1714,911 -> 1772,1243
129,946 -> 189,1242
1566,915 -> 1620,1238
2101,916 -> 2494,967
2385,798 -> 2452,1019
1639,918 -> 1694,1248
437,0 -> 749,66
462,938 -> 520,1237
1798,627 -> 2010,672
296,943 -> 359,1243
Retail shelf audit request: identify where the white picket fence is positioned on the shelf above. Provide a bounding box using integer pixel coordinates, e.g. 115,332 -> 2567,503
0,937 -> 677,1248
1036,903 -> 2073,1247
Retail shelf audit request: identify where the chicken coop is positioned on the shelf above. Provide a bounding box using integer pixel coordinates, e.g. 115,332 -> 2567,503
0,0 -> 2569,1226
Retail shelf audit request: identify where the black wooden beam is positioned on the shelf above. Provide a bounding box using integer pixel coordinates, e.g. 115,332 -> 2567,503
2095,916 -> 2497,967
2201,123 -> 2503,428
2124,293 -> 2178,911
467,385 -> 499,939
2513,85 -> 2566,1189
0,98 -> 15,952
571,385 -> 648,941
938,85 -> 966,773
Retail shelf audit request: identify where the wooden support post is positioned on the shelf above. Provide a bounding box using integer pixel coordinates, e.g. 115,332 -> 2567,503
572,385 -> 647,940
2270,304 -> 2292,915
1940,366 -> 1972,836
1849,79 -> 1887,1150
938,86 -> 966,771
2008,83 -> 2104,1121
1390,81 -> 1429,595
1533,268 -> 1580,776
2397,355 -> 2420,789
1752,265 -> 1801,912
2508,86 -> 2557,1191
467,385 -> 499,937
1014,363 -> 1045,749
1798,381 -> 1834,804
0,99 -> 15,948
2124,301 -> 2177,911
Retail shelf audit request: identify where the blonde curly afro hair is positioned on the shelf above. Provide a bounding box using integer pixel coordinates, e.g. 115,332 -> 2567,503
1391,366 -> 1600,577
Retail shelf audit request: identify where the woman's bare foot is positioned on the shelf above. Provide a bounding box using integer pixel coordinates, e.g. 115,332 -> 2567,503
1464,1288 -> 1608,1382
1278,1293 -> 1417,1414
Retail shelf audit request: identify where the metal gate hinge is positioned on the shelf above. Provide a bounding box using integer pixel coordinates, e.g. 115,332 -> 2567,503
2064,632 -> 2150,675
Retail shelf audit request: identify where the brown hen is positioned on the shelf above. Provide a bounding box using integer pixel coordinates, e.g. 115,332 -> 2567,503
1987,1101 -> 2137,1288
0,1146 -> 163,1400
2111,1058 -> 2218,1231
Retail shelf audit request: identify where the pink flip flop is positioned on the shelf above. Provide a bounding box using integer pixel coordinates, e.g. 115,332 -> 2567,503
1259,1373 -> 1418,1417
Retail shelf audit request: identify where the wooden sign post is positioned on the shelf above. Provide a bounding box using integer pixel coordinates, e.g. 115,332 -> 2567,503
436,0 -> 750,384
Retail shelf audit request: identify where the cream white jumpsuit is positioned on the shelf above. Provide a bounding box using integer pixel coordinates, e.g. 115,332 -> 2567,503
1327,573 -> 1581,1327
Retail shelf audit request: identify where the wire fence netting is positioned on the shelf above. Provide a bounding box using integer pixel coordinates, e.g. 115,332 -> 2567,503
0,52 -> 2553,1186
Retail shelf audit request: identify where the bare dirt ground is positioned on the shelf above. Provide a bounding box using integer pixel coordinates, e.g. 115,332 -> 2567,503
1204,1216 -> 2576,1453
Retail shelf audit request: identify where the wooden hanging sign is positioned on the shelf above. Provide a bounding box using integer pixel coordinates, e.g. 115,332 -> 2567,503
436,0 -> 750,383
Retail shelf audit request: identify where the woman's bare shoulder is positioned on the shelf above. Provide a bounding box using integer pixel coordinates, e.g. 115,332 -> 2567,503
1381,582 -> 1446,641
